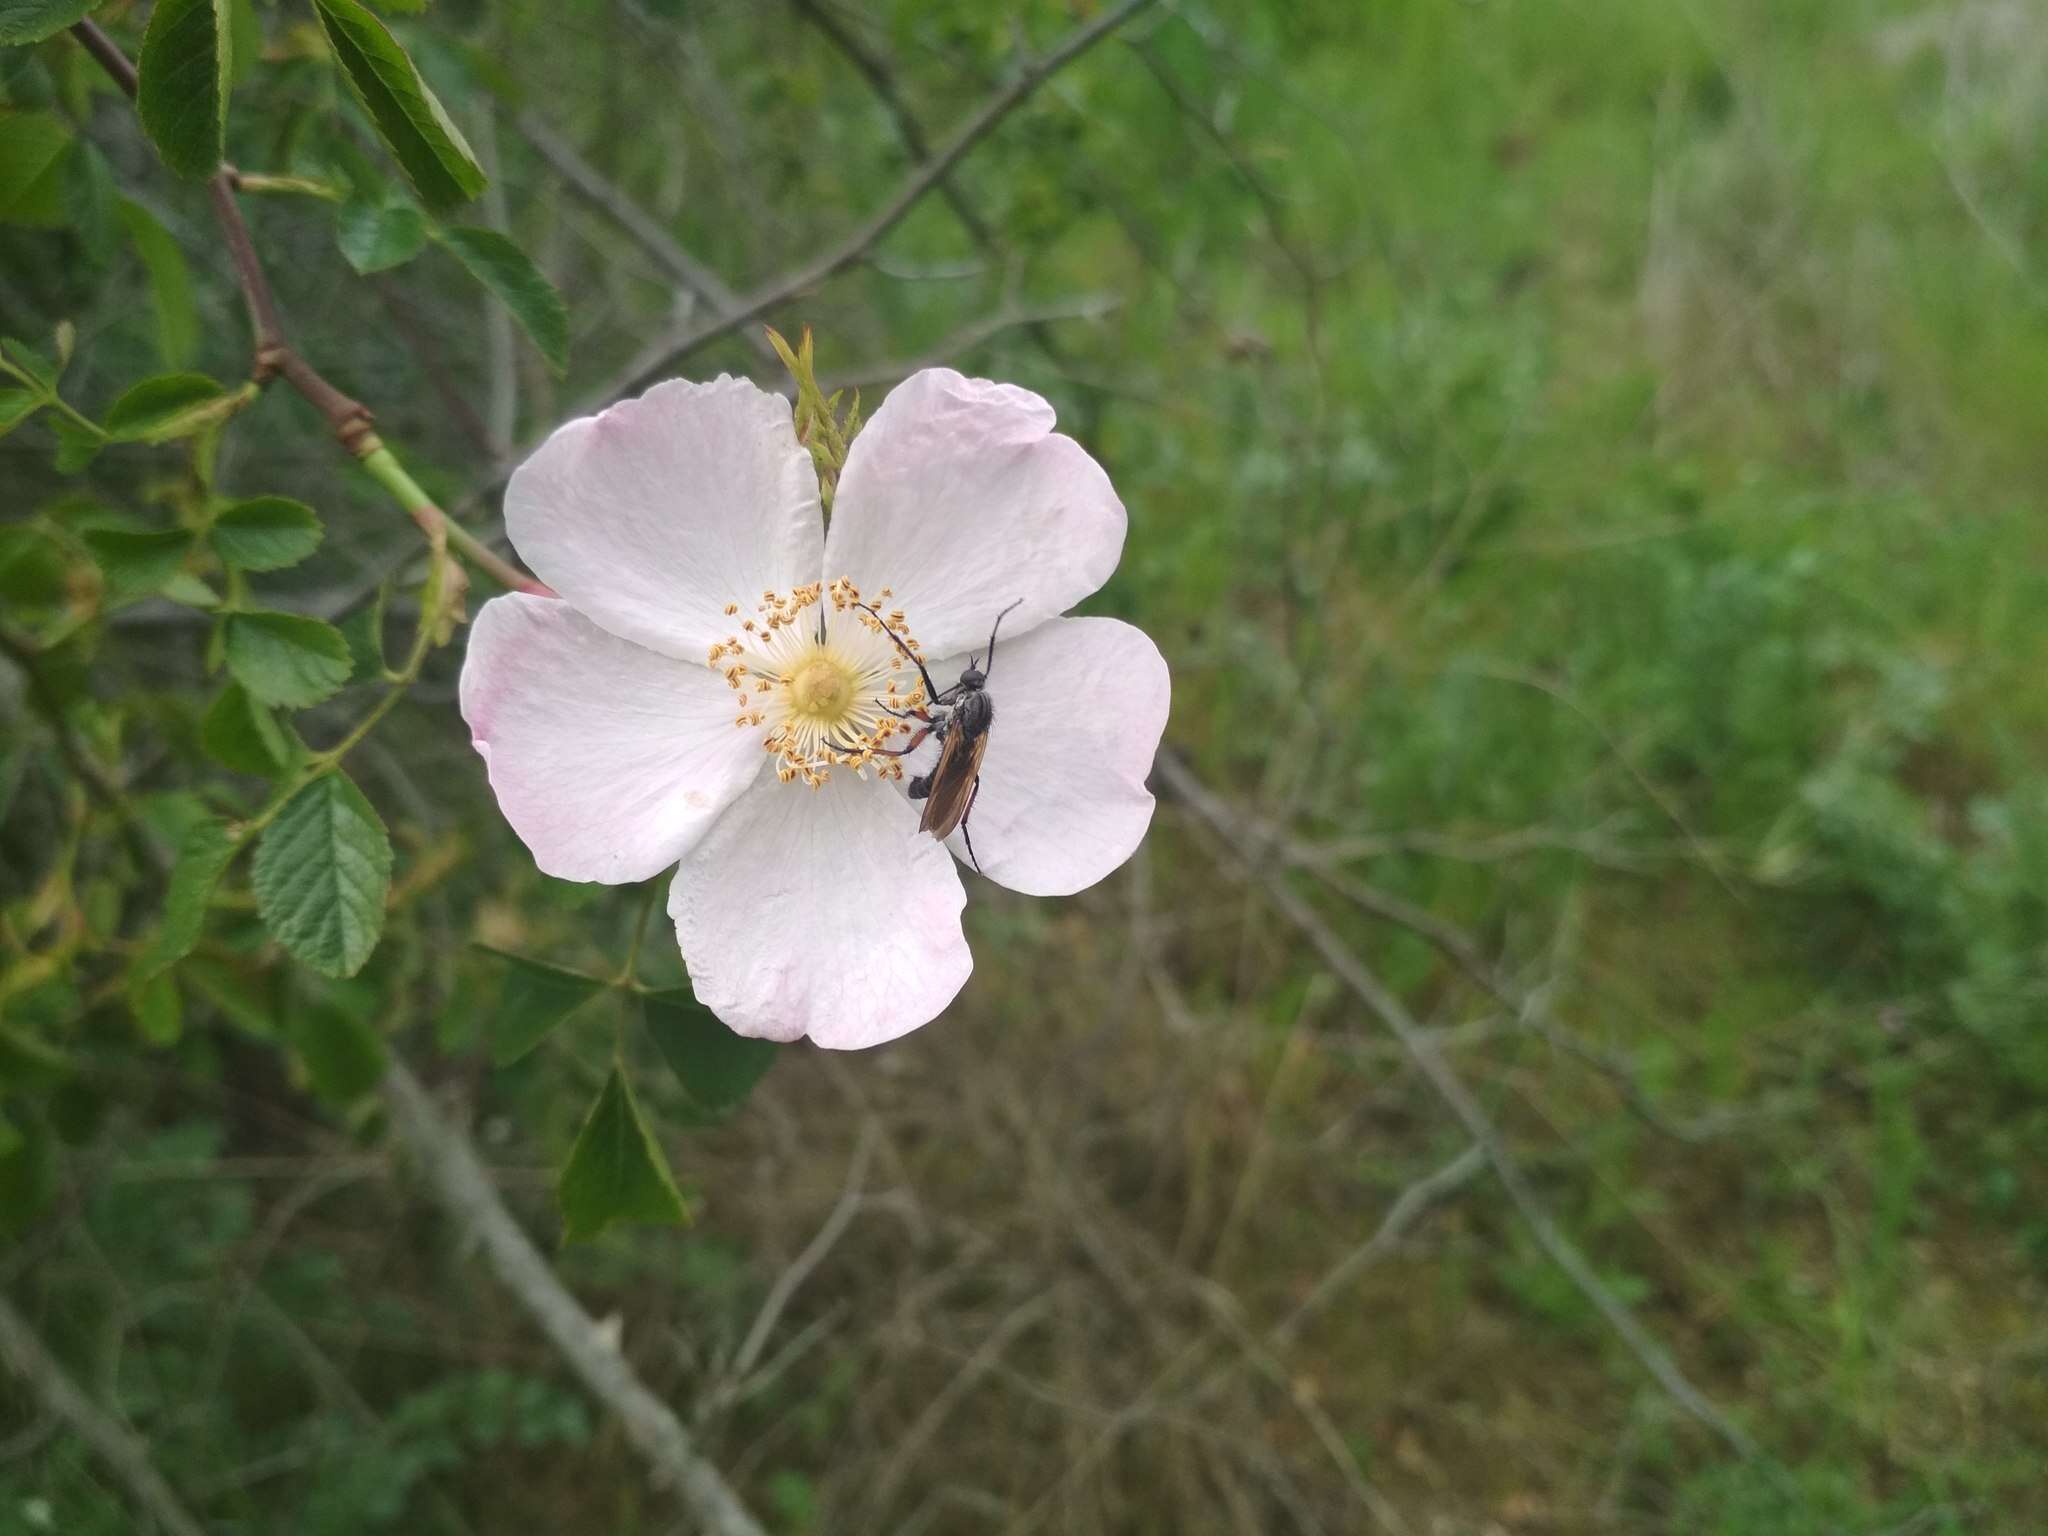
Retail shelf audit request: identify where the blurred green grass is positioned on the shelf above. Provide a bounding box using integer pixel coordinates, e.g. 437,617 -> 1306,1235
4,0 -> 2046,1530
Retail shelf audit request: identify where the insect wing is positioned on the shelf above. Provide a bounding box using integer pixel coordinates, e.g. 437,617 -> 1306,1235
917,727 -> 989,839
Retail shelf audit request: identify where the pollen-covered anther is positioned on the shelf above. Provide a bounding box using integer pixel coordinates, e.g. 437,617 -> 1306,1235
712,575 -> 928,786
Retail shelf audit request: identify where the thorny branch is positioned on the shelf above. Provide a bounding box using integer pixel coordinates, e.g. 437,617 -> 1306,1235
68,19 -> 550,601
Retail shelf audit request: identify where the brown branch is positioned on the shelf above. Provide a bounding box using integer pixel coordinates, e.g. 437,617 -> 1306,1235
0,1293 -> 208,1536
1155,749 -> 1770,1467
68,19 -> 547,597
77,18 -> 372,445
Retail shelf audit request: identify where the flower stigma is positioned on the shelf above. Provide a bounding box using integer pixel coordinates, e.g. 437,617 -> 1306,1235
707,577 -> 929,788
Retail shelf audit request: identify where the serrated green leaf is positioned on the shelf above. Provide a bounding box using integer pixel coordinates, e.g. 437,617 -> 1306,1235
340,582 -> 389,680
201,681 -> 295,776
104,371 -> 242,442
223,610 -> 352,708
641,989 -> 776,1113
252,771 -> 392,978
136,0 -> 230,180
161,570 -> 220,607
129,971 -> 183,1046
82,526 -> 193,602
312,0 -> 484,210
0,0 -> 101,45
51,414 -> 100,473
291,1003 -> 386,1104
474,946 -> 605,1066
437,225 -> 567,373
140,817 -> 238,977
118,199 -> 200,369
558,1066 -> 688,1242
0,388 -> 39,435
335,187 -> 426,272
211,495 -> 323,571
61,137 -> 118,266
0,110 -> 70,228
0,334 -> 57,389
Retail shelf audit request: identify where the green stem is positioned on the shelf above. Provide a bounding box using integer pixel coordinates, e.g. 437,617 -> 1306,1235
359,445 -> 437,516
360,446 -> 553,597
231,173 -> 345,201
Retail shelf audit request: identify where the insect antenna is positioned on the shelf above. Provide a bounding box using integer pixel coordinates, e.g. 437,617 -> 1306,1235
850,600 -> 944,702
978,599 -> 1024,678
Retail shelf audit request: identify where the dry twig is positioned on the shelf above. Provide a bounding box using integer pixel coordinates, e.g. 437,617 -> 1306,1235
0,1293 -> 207,1536
1155,750 -> 1767,1466
381,1063 -> 768,1536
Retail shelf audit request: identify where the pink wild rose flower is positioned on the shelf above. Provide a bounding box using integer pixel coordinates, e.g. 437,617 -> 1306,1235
459,369 -> 1170,1048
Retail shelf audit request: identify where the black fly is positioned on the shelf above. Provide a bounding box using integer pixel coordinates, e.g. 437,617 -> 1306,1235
854,598 -> 1022,873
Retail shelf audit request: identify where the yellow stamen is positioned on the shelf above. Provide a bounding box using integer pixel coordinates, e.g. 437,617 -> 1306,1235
709,574 -> 930,788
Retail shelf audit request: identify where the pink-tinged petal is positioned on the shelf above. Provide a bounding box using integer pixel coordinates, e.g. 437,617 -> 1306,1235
504,376 -> 824,661
823,369 -> 1126,657
669,776 -> 970,1049
461,593 -> 768,884
919,616 -> 1168,897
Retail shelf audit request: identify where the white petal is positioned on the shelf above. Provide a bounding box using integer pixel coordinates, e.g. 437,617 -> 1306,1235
461,593 -> 768,884
504,376 -> 824,661
920,617 -> 1168,897
823,369 -> 1126,658
668,775 -> 970,1049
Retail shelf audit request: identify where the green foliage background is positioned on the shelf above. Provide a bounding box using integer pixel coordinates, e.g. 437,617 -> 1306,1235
2,0 -> 2046,1531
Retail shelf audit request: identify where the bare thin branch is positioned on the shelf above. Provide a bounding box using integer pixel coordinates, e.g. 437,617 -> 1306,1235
787,0 -> 995,246
814,295 -> 1121,396
1156,749 -> 1768,1466
728,1120 -> 878,1383
517,109 -> 778,365
0,1293 -> 208,1536
465,0 -> 1153,518
381,1062 -> 768,1536
1269,1142 -> 1486,1350
615,0 -> 1153,384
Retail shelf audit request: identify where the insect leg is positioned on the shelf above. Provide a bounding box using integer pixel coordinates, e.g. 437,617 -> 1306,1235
957,775 -> 984,874
867,724 -> 933,758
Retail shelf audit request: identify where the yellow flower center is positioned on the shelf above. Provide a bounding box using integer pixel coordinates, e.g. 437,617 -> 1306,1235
706,577 -> 929,788
788,654 -> 857,722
